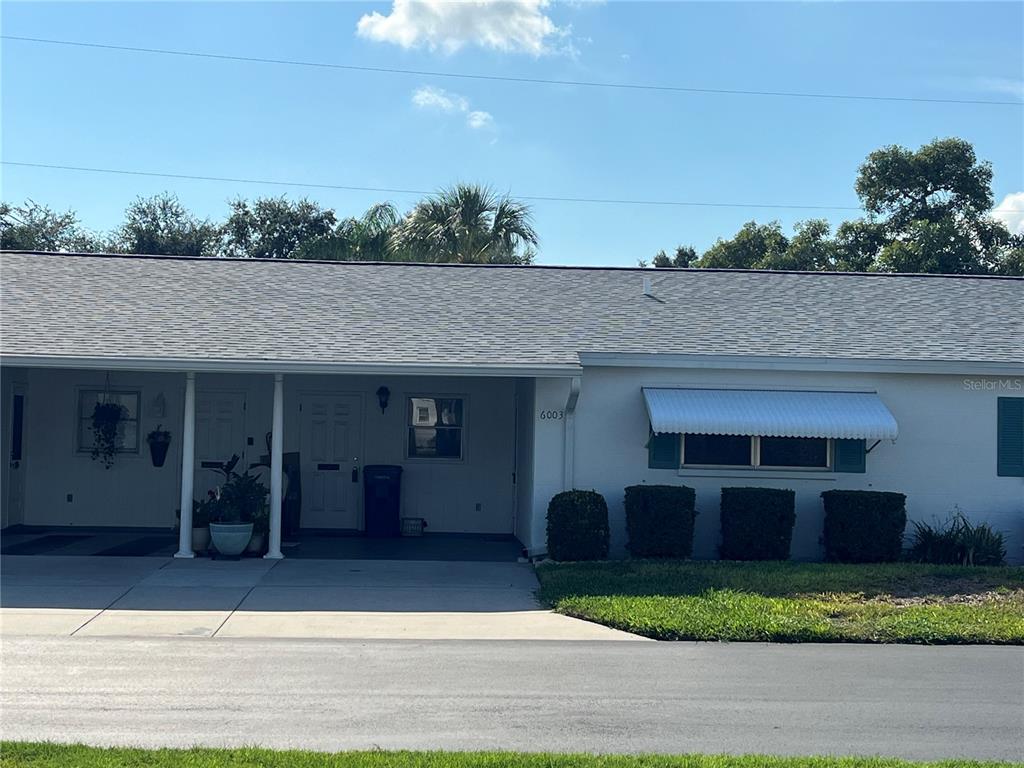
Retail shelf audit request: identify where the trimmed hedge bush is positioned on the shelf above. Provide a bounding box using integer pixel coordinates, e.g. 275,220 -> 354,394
822,490 -> 907,563
624,484 -> 697,558
719,487 -> 796,560
547,490 -> 610,561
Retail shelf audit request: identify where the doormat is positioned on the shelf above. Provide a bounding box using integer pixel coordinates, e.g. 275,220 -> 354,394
94,536 -> 175,557
1,534 -> 92,556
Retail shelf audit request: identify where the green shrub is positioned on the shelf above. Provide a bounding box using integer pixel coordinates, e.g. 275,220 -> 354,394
546,490 -> 610,561
822,490 -> 906,563
909,513 -> 1006,566
719,487 -> 796,560
624,484 -> 697,558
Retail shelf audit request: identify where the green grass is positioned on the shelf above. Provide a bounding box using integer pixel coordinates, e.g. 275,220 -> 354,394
535,560 -> 1024,644
1,744 -> 1019,768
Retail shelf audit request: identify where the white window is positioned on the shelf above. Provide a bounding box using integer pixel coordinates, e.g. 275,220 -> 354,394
77,390 -> 140,454
681,434 -> 831,470
407,397 -> 464,460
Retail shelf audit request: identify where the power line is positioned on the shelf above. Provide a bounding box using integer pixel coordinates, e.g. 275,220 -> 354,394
2,161 -> 869,212
4,35 -> 1021,107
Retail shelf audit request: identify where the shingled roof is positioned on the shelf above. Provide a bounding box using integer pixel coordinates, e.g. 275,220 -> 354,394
1,251 -> 1022,372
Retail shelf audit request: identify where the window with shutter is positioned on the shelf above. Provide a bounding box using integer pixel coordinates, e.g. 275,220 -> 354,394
833,439 -> 866,473
647,430 -> 680,469
997,397 -> 1024,477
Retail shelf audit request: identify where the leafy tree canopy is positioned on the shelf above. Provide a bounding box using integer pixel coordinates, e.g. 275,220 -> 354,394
1,200 -> 104,253
647,137 -> 1021,275
116,193 -> 221,257
222,197 -> 336,260
1,185 -> 538,265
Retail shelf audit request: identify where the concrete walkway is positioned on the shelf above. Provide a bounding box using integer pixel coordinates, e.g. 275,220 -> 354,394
0,555 -> 640,641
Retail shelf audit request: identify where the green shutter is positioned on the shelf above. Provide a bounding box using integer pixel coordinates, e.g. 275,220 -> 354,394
648,430 -> 680,469
997,397 -> 1024,477
834,439 -> 866,473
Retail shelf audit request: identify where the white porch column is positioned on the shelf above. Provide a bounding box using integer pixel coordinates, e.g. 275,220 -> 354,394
264,373 -> 285,560
175,372 -> 196,559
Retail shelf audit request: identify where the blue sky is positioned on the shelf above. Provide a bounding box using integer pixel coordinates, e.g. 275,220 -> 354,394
2,1 -> 1022,266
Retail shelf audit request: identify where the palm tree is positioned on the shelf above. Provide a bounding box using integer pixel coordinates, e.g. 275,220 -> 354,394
390,184 -> 537,264
295,202 -> 401,261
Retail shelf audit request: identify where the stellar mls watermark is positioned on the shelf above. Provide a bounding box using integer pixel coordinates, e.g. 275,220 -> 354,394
962,378 -> 1023,391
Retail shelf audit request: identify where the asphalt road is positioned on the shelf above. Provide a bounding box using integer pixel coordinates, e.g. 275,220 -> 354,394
2,636 -> 1022,760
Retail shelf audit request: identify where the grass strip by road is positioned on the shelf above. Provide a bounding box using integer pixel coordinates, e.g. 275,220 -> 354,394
2,744 -> 1021,768
535,560 -> 1024,644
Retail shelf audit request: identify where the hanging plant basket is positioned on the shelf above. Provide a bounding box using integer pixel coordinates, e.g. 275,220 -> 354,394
147,425 -> 172,467
91,401 -> 127,469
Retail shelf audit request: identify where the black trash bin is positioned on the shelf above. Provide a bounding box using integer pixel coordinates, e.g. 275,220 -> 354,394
363,465 -> 402,538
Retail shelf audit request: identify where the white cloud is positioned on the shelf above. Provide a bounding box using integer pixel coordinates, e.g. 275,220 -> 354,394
411,86 -> 497,131
411,85 -> 468,113
466,110 -> 494,130
972,77 -> 1024,100
357,0 -> 570,56
993,192 -> 1024,236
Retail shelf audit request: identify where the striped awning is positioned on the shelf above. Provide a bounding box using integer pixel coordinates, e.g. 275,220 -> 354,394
643,388 -> 898,440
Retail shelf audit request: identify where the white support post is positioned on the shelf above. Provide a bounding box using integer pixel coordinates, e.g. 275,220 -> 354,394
175,372 -> 196,559
562,376 -> 582,490
265,373 -> 285,560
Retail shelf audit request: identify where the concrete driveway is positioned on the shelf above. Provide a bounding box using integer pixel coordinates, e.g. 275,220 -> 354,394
0,555 -> 639,641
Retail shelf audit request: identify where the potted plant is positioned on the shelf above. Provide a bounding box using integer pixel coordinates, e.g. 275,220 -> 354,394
146,425 -> 172,467
176,496 -> 214,553
209,465 -> 268,557
247,499 -> 269,555
91,401 -> 126,468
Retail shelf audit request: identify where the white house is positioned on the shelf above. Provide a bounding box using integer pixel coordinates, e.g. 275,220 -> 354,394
1,251 -> 1022,562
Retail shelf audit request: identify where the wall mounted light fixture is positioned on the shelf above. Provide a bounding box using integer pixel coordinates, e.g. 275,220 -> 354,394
376,386 -> 391,414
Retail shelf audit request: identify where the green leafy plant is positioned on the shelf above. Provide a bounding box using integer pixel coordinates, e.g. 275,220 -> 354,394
194,455 -> 269,526
720,487 -> 796,561
90,401 -> 127,468
217,470 -> 269,524
624,484 -> 696,558
252,500 -> 270,535
909,512 -> 1006,566
146,425 -> 171,445
546,490 -> 610,561
822,490 -> 907,563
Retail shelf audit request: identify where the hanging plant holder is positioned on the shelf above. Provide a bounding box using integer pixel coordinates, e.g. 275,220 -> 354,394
91,400 -> 126,469
147,425 -> 172,467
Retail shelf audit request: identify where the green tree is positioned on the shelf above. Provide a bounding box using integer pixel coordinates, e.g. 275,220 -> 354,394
115,193 -> 220,257
774,219 -> 837,271
698,221 -> 789,269
295,202 -> 401,261
222,197 -> 337,259
0,200 -> 104,252
391,184 -> 537,264
652,244 -> 698,268
854,138 -> 1017,274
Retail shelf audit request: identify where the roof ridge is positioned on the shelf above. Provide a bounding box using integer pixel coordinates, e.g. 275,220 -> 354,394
2,249 -> 1022,281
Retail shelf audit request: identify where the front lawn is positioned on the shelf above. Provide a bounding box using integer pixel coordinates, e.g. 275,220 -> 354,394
2,744 -> 1020,768
535,560 -> 1024,644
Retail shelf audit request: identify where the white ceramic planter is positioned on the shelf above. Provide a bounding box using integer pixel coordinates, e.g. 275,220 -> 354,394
210,522 -> 253,556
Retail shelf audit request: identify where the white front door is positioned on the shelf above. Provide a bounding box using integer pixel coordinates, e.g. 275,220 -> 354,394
194,390 -> 247,498
300,394 -> 363,530
3,384 -> 26,527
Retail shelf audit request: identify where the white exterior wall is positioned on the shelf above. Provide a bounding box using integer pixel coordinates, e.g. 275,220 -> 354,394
9,367 -> 519,536
568,366 -> 1024,563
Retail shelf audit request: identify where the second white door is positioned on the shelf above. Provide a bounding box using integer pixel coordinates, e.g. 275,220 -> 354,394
300,394 -> 363,530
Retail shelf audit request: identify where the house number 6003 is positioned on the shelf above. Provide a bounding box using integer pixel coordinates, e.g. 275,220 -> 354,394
539,410 -> 564,420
